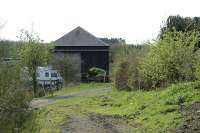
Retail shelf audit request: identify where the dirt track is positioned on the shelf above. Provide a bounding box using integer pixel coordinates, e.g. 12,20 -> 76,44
31,87 -> 200,133
61,114 -> 132,133
30,87 -> 111,108
31,87 -> 134,133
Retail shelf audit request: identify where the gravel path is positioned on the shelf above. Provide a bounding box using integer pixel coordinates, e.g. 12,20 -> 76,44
30,87 -> 112,108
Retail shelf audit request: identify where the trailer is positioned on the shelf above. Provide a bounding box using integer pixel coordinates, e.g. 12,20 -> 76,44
37,67 -> 63,87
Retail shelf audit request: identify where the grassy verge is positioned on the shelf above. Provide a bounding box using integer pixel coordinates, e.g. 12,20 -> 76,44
84,82 -> 200,132
37,83 -> 110,99
54,83 -> 110,96
23,82 -> 200,133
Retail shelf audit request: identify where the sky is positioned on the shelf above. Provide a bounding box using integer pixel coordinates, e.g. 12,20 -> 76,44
0,0 -> 200,44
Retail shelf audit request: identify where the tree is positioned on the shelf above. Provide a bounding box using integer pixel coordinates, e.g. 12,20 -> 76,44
18,30 -> 53,96
100,38 -> 126,45
0,40 -> 18,59
160,15 -> 200,38
140,30 -> 200,89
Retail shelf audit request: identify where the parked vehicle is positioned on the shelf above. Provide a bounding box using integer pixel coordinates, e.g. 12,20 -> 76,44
22,66 -> 63,89
37,67 -> 63,88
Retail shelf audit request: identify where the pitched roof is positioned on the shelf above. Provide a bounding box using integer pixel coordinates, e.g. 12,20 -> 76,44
55,26 -> 108,47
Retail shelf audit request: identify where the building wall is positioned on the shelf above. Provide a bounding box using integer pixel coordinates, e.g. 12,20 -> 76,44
54,46 -> 109,81
81,51 -> 109,73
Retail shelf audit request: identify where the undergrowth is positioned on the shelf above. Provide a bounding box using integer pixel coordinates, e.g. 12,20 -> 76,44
23,82 -> 200,133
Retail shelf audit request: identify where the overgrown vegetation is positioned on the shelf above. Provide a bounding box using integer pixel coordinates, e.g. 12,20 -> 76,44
0,40 -> 18,59
18,30 -> 53,96
160,15 -> 200,38
139,31 -> 200,89
2,15 -> 200,132
51,54 -> 81,84
113,44 -> 149,90
22,82 -> 200,133
0,63 -> 31,133
86,82 -> 200,133
0,28 -> 53,131
114,21 -> 200,90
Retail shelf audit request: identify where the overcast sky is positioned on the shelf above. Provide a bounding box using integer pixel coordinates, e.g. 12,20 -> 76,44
0,0 -> 200,44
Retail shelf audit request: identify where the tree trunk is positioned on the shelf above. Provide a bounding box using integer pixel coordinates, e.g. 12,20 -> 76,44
32,68 -> 37,96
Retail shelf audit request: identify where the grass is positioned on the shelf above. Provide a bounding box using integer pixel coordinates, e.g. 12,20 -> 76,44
38,83 -> 110,99
54,83 -> 110,96
23,82 -> 200,133
86,82 -> 200,132
22,83 -> 110,133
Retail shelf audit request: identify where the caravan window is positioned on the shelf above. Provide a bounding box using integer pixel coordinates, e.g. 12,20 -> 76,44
51,72 -> 57,77
45,72 -> 49,77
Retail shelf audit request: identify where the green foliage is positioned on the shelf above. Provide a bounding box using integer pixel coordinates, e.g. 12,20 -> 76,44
0,63 -> 32,133
18,29 -> 53,95
22,83 -> 109,133
23,82 -> 200,133
140,31 -> 200,89
51,54 -> 81,83
85,82 -> 200,133
195,63 -> 200,80
88,67 -> 106,77
113,30 -> 200,90
114,60 -> 130,90
0,40 -> 18,59
100,38 -> 126,45
160,15 -> 200,38
113,44 -> 149,90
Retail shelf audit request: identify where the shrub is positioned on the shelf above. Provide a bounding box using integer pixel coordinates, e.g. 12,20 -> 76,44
165,94 -> 186,105
113,31 -> 200,90
0,63 -> 32,132
192,81 -> 200,89
51,53 -> 81,84
113,44 -> 148,90
114,60 -> 130,90
164,83 -> 197,105
140,31 -> 200,89
88,67 -> 106,77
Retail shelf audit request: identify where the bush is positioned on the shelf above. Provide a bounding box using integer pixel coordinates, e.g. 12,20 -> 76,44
192,81 -> 200,89
113,44 -> 148,90
114,60 -> 130,90
165,94 -> 186,105
139,31 -> 200,89
51,53 -> 81,84
194,62 -> 200,81
0,63 -> 32,132
88,67 -> 106,77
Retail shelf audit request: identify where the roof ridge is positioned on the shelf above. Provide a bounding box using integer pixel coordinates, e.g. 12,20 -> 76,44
55,26 -> 109,47
76,26 -> 108,46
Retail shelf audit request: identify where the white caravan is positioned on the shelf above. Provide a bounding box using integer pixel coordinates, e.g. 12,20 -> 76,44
37,67 -> 63,87
22,66 -> 63,87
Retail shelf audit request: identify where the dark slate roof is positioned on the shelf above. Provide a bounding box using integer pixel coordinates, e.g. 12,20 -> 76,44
55,26 -> 108,47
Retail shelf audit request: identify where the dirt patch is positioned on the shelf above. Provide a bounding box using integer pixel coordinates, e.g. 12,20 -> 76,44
61,113 -> 134,133
176,102 -> 200,133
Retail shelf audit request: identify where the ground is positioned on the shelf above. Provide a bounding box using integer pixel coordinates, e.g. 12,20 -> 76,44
23,82 -> 200,133
177,102 -> 200,133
